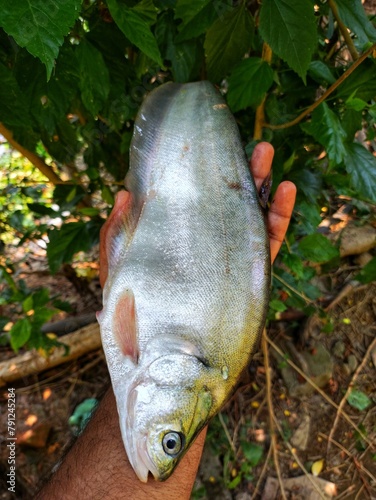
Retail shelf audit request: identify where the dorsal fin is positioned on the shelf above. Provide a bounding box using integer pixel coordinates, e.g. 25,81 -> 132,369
113,289 -> 139,363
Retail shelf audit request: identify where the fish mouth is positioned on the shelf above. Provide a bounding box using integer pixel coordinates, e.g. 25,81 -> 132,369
126,432 -> 160,482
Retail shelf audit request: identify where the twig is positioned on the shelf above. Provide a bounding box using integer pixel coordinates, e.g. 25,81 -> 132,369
263,43 -> 376,130
265,334 -> 373,448
327,335 -> 376,452
0,122 -> 62,184
253,43 -> 272,140
328,0 -> 359,61
319,433 -> 376,484
251,443 -> 272,499
272,272 -> 313,304
272,415 -> 326,500
218,411 -> 236,455
262,331 -> 287,500
0,323 -> 102,386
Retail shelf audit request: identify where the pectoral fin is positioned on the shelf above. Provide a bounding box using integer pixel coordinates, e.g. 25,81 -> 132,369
113,289 -> 139,363
99,190 -> 134,287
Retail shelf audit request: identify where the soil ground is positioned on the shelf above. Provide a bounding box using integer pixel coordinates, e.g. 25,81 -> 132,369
0,242 -> 375,499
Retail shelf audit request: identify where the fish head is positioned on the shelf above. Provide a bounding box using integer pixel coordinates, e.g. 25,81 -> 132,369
120,353 -> 214,482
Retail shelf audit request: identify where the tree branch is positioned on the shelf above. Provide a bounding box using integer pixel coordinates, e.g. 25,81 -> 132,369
328,0 -> 359,61
253,43 -> 273,140
0,122 -> 63,185
263,43 -> 376,131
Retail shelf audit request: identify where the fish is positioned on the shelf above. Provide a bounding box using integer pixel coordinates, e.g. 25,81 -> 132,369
97,81 -> 271,482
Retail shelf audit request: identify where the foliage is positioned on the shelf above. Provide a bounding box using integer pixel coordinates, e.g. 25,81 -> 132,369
0,1 -> 375,357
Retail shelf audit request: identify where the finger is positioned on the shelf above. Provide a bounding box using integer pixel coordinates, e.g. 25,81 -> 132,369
268,181 -> 297,264
99,190 -> 131,287
249,142 -> 274,192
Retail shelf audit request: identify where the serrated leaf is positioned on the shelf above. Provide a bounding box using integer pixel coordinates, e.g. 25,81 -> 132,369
77,41 -> 110,117
337,60 -> 376,101
344,142 -> 376,203
346,97 -> 368,111
204,5 -> 254,82
107,0 -> 163,66
227,58 -> 274,112
0,0 -> 81,79
347,389 -> 372,411
301,103 -> 347,166
0,62 -> 32,128
259,0 -> 317,81
342,108 -> 363,140
175,0 -> 222,42
298,233 -> 339,263
336,0 -> 376,45
308,60 -> 336,85
10,318 -> 32,352
355,257 -> 376,284
156,11 -> 201,82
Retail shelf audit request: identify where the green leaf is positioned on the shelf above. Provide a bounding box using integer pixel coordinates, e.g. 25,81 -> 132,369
0,0 -> 82,79
227,58 -> 274,112
156,11 -> 202,82
32,307 -> 57,331
301,103 -> 347,166
132,0 -> 158,25
22,295 -> 34,313
347,389 -> 372,411
269,299 -> 287,313
308,60 -> 336,85
27,203 -> 58,216
342,108 -> 363,139
298,233 -> 339,263
32,288 -> 51,308
241,442 -> 264,466
343,143 -> 376,203
10,318 -> 32,352
204,4 -> 254,82
346,94 -> 368,112
336,0 -> 376,45
47,222 -> 92,274
0,62 -> 32,128
107,0 -> 163,66
77,41 -> 110,117
337,60 -> 376,102
355,256 -> 376,284
259,0 -> 317,81
175,0 -> 224,42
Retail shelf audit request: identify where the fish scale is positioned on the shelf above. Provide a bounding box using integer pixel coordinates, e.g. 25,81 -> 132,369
98,81 -> 270,482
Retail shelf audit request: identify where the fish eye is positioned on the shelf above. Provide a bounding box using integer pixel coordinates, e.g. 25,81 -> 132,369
162,432 -> 183,456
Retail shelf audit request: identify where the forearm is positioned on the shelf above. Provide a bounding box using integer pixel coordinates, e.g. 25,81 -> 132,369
36,387 -> 205,500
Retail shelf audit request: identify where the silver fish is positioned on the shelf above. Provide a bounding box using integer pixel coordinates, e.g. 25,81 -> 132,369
97,81 -> 270,482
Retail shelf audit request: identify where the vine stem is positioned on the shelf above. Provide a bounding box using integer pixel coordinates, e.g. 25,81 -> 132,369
328,0 -> 359,61
253,43 -> 272,140
263,43 -> 376,131
0,122 -> 62,184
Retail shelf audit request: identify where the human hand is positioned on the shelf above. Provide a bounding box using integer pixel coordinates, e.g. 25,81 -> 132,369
250,142 -> 296,264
